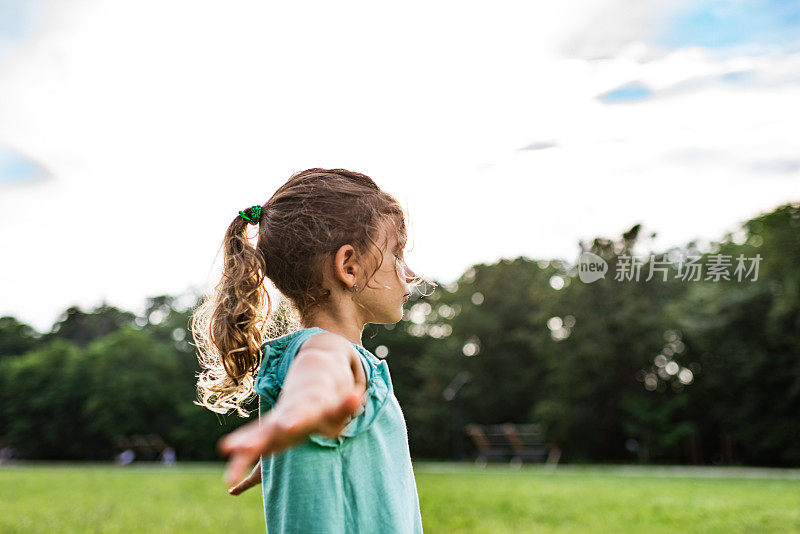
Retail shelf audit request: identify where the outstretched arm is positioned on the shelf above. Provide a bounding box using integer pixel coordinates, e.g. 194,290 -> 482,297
217,333 -> 367,487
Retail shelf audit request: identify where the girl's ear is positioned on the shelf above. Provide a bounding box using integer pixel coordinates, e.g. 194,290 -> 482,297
332,244 -> 360,289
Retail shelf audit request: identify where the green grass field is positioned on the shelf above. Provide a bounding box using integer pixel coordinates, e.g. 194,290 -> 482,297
1,461 -> 798,533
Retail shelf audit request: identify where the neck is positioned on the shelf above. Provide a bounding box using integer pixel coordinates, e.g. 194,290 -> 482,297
302,312 -> 364,348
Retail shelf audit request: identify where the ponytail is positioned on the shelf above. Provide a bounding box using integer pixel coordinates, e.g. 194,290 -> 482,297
191,207 -> 271,417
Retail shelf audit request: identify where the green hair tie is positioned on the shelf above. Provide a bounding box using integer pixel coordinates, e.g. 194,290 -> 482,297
239,205 -> 262,224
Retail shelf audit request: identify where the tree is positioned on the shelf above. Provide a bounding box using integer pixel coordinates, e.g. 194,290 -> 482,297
44,303 -> 137,347
0,338 -> 89,459
0,316 -> 41,361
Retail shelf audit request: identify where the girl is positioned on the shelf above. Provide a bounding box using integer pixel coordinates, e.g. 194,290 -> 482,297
191,168 -> 429,533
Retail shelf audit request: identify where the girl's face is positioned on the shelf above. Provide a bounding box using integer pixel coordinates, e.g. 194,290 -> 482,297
358,223 -> 415,325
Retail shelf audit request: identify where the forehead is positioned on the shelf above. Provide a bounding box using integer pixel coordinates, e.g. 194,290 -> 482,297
376,217 -> 403,248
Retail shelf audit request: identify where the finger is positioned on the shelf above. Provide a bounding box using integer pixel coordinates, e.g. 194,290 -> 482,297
218,435 -> 238,457
217,420 -> 265,457
228,476 -> 257,496
221,412 -> 306,466
224,452 -> 257,487
227,482 -> 246,496
217,429 -> 250,457
236,411 -> 311,459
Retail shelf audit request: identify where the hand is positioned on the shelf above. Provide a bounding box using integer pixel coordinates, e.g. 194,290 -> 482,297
217,383 -> 367,487
228,458 -> 261,496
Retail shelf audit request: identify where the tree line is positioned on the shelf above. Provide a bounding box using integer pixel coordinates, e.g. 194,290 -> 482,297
1,202 -> 797,466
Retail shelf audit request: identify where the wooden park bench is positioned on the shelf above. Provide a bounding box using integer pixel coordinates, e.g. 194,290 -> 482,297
464,423 -> 561,468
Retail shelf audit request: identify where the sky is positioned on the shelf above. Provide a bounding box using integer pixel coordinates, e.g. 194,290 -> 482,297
1,0 -> 799,333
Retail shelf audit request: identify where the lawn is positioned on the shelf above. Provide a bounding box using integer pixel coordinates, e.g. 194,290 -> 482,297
1,461 -> 798,533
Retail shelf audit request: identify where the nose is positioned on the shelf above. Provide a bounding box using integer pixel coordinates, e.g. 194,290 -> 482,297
400,259 -> 417,283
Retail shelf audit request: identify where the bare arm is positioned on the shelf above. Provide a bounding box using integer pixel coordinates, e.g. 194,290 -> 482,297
217,333 -> 367,487
227,458 -> 261,496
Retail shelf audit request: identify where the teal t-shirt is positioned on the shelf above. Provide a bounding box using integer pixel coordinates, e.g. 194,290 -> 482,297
255,327 -> 424,533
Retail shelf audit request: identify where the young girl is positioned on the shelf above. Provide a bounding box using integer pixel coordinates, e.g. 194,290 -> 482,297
191,168 -> 428,533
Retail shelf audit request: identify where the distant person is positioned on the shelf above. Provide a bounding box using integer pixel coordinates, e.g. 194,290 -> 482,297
160,446 -> 176,466
192,169 -> 428,532
116,449 -> 135,466
0,445 -> 15,464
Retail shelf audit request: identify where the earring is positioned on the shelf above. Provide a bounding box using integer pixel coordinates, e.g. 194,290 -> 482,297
349,283 -> 359,293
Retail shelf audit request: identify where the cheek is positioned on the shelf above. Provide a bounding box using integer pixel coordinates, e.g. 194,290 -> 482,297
380,260 -> 401,285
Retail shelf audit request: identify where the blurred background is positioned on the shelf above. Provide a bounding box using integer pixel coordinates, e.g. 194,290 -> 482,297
1,0 -> 799,479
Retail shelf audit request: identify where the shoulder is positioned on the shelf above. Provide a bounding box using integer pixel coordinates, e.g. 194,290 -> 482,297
296,332 -> 368,389
299,331 -> 358,358
265,329 -> 355,365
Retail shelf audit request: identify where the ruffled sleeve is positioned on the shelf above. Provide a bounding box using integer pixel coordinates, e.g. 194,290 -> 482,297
254,328 -> 393,449
254,329 -> 317,409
